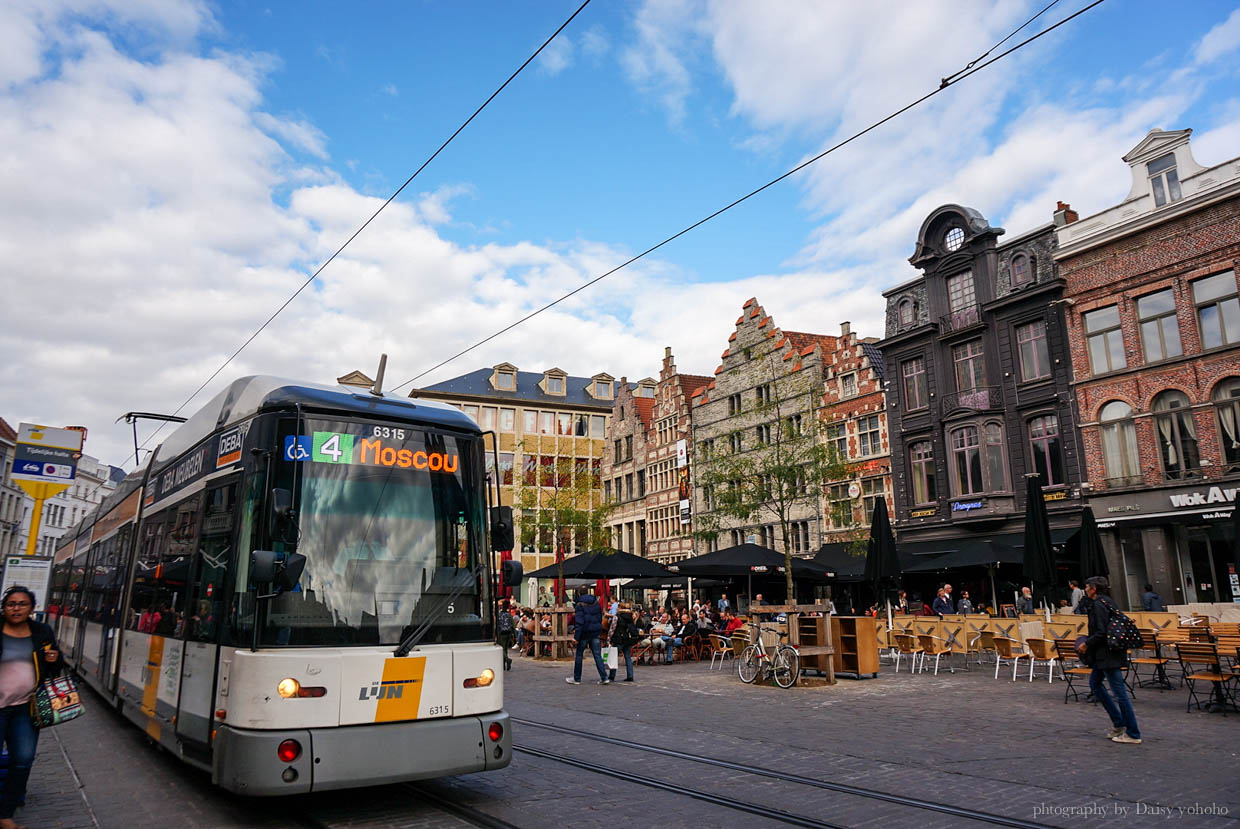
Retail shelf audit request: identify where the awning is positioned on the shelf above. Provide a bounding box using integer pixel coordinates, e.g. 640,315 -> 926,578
623,576 -> 727,590
901,528 -> 1077,573
813,543 -> 868,582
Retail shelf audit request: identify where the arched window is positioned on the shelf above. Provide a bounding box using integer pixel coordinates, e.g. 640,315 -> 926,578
898,299 -> 915,327
909,441 -> 936,505
1011,254 -> 1032,286
1099,401 -> 1140,485
1213,378 -> 1240,472
1152,390 -> 1200,480
1028,414 -> 1065,486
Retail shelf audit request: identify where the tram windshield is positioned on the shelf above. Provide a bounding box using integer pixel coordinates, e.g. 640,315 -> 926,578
259,419 -> 488,647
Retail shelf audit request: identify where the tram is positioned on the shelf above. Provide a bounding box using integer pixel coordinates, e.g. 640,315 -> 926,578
48,376 -> 520,794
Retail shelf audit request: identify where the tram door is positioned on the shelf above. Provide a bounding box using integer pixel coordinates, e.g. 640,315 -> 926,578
175,479 -> 237,747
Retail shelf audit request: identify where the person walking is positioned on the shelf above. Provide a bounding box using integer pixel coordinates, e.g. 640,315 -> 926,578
0,586 -> 61,829
567,590 -> 609,685
1077,577 -> 1141,745
611,603 -> 639,682
1141,584 -> 1165,612
1069,580 -> 1085,614
495,600 -> 515,671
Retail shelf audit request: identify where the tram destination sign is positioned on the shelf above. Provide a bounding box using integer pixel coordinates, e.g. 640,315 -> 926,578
285,429 -> 459,473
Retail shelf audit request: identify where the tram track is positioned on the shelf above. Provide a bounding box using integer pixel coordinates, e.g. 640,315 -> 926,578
512,717 -> 1052,829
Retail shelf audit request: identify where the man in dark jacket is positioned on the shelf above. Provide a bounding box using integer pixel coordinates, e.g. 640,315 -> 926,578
1076,576 -> 1141,744
931,588 -> 953,616
567,590 -> 609,685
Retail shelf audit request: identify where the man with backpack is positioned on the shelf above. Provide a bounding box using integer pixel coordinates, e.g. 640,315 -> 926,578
1077,576 -> 1142,744
495,600 -> 515,671
610,603 -> 640,683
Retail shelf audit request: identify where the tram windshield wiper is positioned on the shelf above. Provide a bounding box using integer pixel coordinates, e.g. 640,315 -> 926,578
393,572 -> 479,657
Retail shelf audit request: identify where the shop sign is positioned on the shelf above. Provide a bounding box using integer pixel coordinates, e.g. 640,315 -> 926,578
1168,485 -> 1238,509
951,500 -> 984,512
910,507 -> 936,518
1107,504 -> 1140,514
1042,490 -> 1067,502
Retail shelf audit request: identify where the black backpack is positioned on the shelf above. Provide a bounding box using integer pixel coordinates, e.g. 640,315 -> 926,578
497,610 -> 515,634
1101,598 -> 1142,651
612,616 -> 639,648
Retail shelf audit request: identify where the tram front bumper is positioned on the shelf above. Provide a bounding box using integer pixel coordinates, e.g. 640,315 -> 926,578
213,711 -> 512,795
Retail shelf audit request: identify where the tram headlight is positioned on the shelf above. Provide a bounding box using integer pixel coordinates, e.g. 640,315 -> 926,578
462,668 -> 495,688
277,678 -> 301,699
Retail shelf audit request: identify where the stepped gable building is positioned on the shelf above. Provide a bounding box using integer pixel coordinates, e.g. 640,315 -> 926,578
877,203 -> 1084,570
647,348 -> 711,564
411,363 -> 616,586
819,322 -> 893,546
1057,128 -> 1240,608
690,298 -> 839,556
602,376 -> 656,557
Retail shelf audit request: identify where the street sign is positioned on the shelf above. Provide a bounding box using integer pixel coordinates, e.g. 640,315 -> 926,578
1,556 -> 54,612
11,423 -> 83,485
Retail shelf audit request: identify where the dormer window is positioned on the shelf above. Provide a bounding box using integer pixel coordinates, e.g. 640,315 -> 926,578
944,226 -> 965,252
546,376 -> 564,394
595,380 -> 612,399
898,299 -> 915,327
496,371 -> 515,390
1011,254 -> 1032,286
1148,153 -> 1181,207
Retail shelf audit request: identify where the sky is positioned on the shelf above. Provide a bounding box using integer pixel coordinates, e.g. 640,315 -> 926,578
2,0 -> 1240,469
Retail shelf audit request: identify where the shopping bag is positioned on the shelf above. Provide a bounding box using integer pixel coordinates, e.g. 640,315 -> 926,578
30,675 -> 84,729
603,646 -> 618,681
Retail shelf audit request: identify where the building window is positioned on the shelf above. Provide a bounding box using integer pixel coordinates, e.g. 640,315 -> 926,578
590,415 -> 606,438
595,380 -> 612,399
1213,379 -> 1240,472
861,478 -> 886,520
1137,289 -> 1182,362
952,339 -> 985,392
827,484 -> 854,529
522,410 -> 536,433
624,435 -> 633,460
463,404 -> 479,423
785,414 -> 802,436
901,357 -> 927,411
755,423 -> 772,445
951,426 -> 983,495
1153,390 -> 1200,480
1099,401 -> 1140,486
840,373 -> 858,398
478,406 -> 496,431
947,270 -> 976,311
944,226 -> 965,251
898,299 -> 915,327
496,371 -> 515,390
573,414 -> 589,436
909,441 -> 936,505
1084,306 -> 1125,374
1011,254 -> 1032,286
556,413 -> 572,435
1147,152 -> 1181,207
500,408 -> 515,431
1193,271 -> 1240,350
1028,414 -> 1064,487
637,470 -> 646,498
545,375 -> 564,394
755,384 -> 771,406
728,393 -> 742,415
613,439 -> 622,460
539,411 -> 554,435
499,453 -> 514,485
729,432 -> 742,453
984,422 -> 1006,492
857,415 -> 881,457
1015,320 -> 1050,382
826,422 -> 848,459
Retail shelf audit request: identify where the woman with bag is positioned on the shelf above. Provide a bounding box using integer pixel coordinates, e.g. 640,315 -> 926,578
0,585 -> 61,829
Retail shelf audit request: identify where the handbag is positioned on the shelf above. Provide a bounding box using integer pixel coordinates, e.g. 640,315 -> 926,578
30,675 -> 84,729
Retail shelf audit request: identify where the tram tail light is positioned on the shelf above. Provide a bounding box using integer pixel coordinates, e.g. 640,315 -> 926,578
277,678 -> 326,698
463,669 -> 495,689
297,686 -> 327,698
277,739 -> 302,763
487,722 -> 503,742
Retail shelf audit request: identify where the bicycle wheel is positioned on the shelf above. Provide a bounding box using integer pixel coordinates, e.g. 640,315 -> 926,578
737,645 -> 761,683
772,646 -> 801,688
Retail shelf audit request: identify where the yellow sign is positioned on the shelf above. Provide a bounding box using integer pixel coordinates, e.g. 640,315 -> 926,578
910,508 -> 937,517
1043,490 -> 1068,502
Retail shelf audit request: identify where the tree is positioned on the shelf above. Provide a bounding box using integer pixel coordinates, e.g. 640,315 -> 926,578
511,446 -> 613,602
694,354 -> 854,600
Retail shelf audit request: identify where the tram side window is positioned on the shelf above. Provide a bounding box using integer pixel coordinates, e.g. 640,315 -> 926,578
81,537 -> 110,622
69,549 -> 89,617
186,481 -> 237,643
48,560 -> 70,619
85,526 -> 130,627
130,496 -> 199,636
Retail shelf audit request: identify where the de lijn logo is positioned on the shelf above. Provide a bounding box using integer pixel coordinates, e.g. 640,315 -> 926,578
358,677 -> 420,700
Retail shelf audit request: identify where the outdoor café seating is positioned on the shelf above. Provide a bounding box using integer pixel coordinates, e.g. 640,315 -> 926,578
1175,641 -> 1238,714
971,630 -> 999,665
1024,638 -> 1057,683
892,633 -> 923,673
1132,630 -> 1175,690
993,636 -> 1032,681
1053,638 -> 1093,703
708,634 -> 734,669
915,633 -> 954,675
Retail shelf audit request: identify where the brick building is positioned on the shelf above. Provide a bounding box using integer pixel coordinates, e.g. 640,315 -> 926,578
411,363 -> 616,591
878,204 -> 1085,590
602,376 -> 656,557
1057,128 -> 1240,608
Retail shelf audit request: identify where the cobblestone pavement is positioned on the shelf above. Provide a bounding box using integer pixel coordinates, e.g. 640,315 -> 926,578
10,651 -> 1240,828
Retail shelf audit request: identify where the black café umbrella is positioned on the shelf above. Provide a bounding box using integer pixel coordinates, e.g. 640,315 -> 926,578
1022,474 -> 1056,609
1078,505 -> 1108,581
526,549 -> 668,580
863,498 -> 901,606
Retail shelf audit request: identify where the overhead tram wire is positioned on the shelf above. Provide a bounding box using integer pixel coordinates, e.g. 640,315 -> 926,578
129,0 -> 593,462
388,0 -> 1106,395
940,0 -> 1064,87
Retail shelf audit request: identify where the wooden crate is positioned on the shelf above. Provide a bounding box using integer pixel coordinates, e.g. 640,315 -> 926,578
831,616 -> 879,679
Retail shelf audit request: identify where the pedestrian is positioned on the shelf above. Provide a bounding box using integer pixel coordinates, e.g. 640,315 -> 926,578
957,591 -> 974,615
567,590 -> 609,685
611,603 -> 639,682
495,600 -> 515,671
717,593 -> 730,612
1069,579 -> 1085,613
1017,586 -> 1035,614
0,585 -> 61,829
1076,576 -> 1142,745
1141,584 -> 1165,612
537,586 -> 553,608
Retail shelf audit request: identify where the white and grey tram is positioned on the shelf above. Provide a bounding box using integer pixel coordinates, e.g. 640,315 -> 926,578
49,376 -> 520,794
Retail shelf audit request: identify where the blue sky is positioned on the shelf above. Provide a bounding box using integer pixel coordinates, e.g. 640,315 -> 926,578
2,0 -> 1239,465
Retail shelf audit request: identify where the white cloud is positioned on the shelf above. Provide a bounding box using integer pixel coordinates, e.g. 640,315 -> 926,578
382,82 -> 398,96
537,35 -> 573,76
580,25 -> 609,59
1195,5 -> 1240,64
621,0 -> 703,125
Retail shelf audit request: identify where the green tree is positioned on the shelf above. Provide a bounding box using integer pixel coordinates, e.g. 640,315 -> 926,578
694,357 -> 853,600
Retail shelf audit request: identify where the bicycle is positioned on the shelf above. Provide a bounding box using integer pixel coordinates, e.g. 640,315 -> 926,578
737,623 -> 800,688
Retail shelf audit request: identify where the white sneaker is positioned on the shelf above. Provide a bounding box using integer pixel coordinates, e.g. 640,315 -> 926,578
1111,733 -> 1142,744
598,678 -> 611,685
1106,726 -> 1124,739
565,677 -> 580,685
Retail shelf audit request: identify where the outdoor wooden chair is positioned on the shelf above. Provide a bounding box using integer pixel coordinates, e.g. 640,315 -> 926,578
993,637 -> 1032,681
970,630 -> 998,665
916,633 -> 954,675
1175,642 -> 1237,714
892,633 -> 923,673
1025,638 -> 1057,683
1053,638 -> 1093,703
1211,623 -> 1240,639
1131,629 -> 1174,690
708,634 -> 733,669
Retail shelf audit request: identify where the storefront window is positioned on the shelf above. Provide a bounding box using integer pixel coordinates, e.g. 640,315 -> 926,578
1153,390 -> 1200,480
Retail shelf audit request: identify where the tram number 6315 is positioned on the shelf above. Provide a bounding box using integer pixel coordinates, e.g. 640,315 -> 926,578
372,426 -> 406,440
